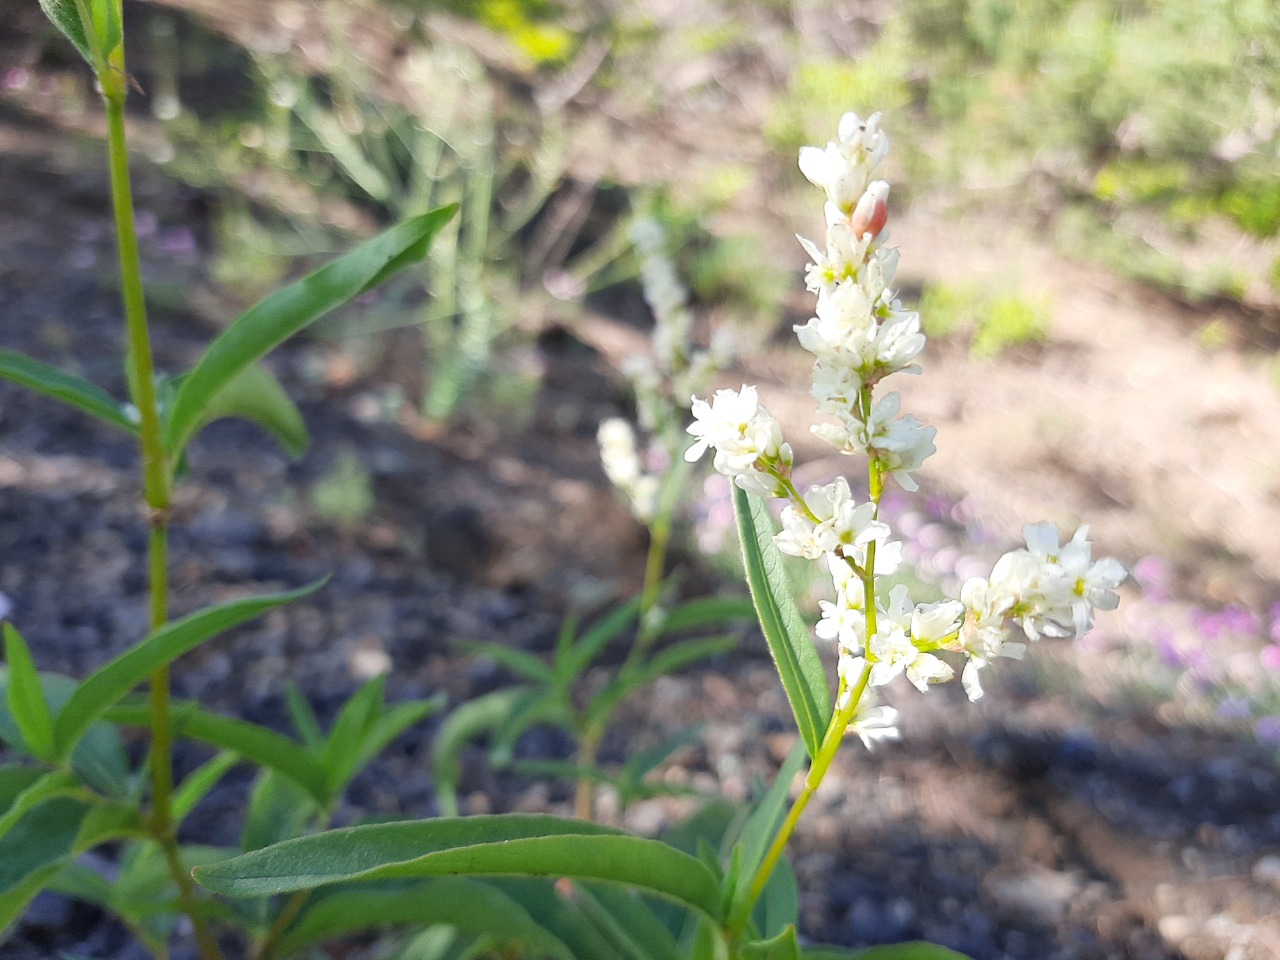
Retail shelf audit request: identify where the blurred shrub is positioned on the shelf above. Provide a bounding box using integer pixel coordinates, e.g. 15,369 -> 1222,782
919,282 -> 1050,358
775,0 -> 1280,305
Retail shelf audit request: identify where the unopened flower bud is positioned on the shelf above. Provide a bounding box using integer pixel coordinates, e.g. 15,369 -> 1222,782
849,181 -> 889,240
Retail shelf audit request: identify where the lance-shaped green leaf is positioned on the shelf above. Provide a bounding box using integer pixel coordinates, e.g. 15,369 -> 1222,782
106,699 -> 329,806
165,205 -> 456,456
0,796 -> 89,895
37,0 -> 93,66
729,739 -> 807,922
743,926 -> 800,960
0,350 -> 136,434
3,625 -> 55,761
185,363 -> 309,459
193,815 -> 724,921
278,878 -> 576,957
733,487 -> 831,759
53,581 -> 324,759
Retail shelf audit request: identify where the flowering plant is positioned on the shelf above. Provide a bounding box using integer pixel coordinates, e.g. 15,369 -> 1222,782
2,2 -> 1124,953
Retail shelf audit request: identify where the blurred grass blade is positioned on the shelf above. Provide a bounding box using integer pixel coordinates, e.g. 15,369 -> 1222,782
242,769 -> 317,852
193,815 -> 724,921
172,751 -> 239,826
279,878 -> 576,957
165,205 -> 457,456
0,350 -> 136,434
559,597 -> 642,682
3,625 -> 56,761
433,687 -> 528,817
733,487 -> 830,759
54,581 -> 325,760
571,882 -> 684,960
656,597 -> 756,635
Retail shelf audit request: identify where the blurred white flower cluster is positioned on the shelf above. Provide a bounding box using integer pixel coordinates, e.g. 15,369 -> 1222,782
686,112 -> 1126,743
598,217 -> 732,522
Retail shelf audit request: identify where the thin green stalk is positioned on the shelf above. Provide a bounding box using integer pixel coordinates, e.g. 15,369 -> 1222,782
252,889 -> 312,960
730,388 -> 888,938
103,62 -> 221,960
727,662 -> 872,938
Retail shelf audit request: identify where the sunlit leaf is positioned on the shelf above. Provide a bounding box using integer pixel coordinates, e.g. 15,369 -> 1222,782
165,206 -> 456,457
733,487 -> 830,759
194,815 -> 724,921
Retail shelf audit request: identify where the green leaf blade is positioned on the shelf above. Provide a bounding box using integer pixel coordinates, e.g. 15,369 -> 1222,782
53,581 -> 324,759
3,625 -> 56,761
0,350 -> 136,434
732,487 -> 831,759
165,206 -> 456,456
193,815 -> 724,921
279,878 -> 576,957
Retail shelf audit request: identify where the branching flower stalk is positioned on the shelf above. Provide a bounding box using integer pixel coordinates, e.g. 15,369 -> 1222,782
686,112 -> 1127,940
91,9 -> 221,960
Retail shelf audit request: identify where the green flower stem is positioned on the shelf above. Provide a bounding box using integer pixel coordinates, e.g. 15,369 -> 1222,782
727,661 -> 872,939
103,69 -> 221,960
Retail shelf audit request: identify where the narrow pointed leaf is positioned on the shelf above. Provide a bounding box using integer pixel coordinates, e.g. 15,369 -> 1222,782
106,698 -> 328,805
285,682 -> 325,750
323,675 -> 384,795
3,625 -> 55,761
172,751 -> 240,825
0,350 -> 136,434
193,815 -> 724,921
0,796 -> 89,895
36,0 -> 92,65
572,883 -> 685,960
188,363 -> 309,458
560,597 -> 642,682
279,878 -> 576,957
165,206 -> 456,455
656,597 -> 757,635
433,687 -> 529,817
54,581 -> 324,759
460,641 -> 556,685
728,739 -> 806,924
242,770 -> 317,852
733,487 -> 830,759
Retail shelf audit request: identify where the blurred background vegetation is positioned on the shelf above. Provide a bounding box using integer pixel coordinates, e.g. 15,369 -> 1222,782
7,0 -> 1277,401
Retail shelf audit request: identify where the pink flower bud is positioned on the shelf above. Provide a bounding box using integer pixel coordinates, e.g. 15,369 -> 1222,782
850,181 -> 890,239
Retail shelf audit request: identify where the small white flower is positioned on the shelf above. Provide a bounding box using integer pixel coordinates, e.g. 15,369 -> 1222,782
685,387 -> 792,487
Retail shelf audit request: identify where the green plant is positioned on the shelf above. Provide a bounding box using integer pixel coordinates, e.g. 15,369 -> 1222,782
5,5 -> 1127,955
192,111 -> 1122,957
1,3 -> 452,956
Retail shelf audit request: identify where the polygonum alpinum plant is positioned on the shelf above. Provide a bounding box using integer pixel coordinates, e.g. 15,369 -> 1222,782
686,112 -> 1127,901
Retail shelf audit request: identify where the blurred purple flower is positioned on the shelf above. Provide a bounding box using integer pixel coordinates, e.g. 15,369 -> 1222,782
1132,554 -> 1171,601
1152,626 -> 1183,667
1216,695 -> 1253,721
1260,645 -> 1280,672
1254,716 -> 1280,747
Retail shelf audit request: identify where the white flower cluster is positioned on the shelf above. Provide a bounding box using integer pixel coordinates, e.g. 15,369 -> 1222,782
686,111 -> 1126,746
599,217 -> 732,523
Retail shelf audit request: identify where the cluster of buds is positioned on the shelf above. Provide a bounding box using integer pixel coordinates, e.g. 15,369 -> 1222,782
598,218 -> 733,522
686,112 -> 1125,744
